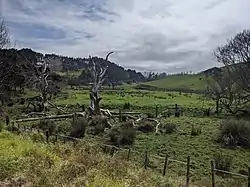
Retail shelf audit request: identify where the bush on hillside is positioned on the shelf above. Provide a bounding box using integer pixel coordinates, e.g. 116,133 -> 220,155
69,117 -> 87,138
218,119 -> 250,148
109,122 -> 136,146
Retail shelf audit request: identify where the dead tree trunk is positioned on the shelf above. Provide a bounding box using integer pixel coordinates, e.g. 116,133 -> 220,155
88,52 -> 113,115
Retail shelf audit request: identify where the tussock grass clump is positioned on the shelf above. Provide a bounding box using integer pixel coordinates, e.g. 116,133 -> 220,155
69,117 -> 87,138
109,121 -> 136,146
87,115 -> 109,135
218,119 -> 250,148
164,123 -> 177,134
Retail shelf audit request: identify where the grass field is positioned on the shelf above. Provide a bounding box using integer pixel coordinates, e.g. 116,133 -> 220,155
139,74 -> 206,92
0,130 -> 193,187
54,88 -> 213,113
1,81 -> 249,187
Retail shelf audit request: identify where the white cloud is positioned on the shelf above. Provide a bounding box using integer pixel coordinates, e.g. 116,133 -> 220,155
2,0 -> 250,73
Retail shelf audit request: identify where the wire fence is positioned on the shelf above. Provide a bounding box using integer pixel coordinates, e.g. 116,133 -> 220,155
6,122 -> 250,187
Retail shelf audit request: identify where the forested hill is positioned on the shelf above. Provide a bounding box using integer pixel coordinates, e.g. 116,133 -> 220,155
2,48 -> 146,84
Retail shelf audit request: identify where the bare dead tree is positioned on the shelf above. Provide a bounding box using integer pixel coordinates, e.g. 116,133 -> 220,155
88,52 -> 114,115
20,53 -> 51,111
0,19 -> 10,49
212,29 -> 250,115
214,30 -> 250,94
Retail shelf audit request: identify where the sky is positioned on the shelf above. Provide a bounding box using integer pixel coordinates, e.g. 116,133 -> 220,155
1,0 -> 250,73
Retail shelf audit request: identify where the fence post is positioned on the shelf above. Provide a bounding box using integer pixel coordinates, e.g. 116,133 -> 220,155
55,135 -> 58,142
163,153 -> 168,176
119,109 -> 122,122
186,156 -> 190,187
248,166 -> 250,187
127,148 -> 131,160
111,147 -> 115,157
144,151 -> 148,169
45,130 -> 49,143
211,160 -> 215,187
155,105 -> 158,118
5,115 -> 9,126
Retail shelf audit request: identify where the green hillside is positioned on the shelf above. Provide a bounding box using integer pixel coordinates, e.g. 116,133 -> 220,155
139,74 -> 207,92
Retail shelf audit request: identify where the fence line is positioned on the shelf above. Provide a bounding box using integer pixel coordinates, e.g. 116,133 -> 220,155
7,122 -> 250,187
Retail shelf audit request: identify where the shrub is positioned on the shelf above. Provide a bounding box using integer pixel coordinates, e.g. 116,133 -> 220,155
164,123 -> 177,134
191,125 -> 201,136
69,117 -> 87,138
214,153 -> 232,173
109,122 -> 136,146
218,119 -> 250,148
37,120 -> 57,136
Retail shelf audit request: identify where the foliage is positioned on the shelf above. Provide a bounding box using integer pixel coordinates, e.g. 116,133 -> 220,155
109,122 -> 136,146
69,117 -> 87,138
217,119 -> 250,148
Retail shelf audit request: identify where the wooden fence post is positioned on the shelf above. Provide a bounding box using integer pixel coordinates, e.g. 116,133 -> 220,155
144,151 -> 148,169
211,160 -> 215,187
163,154 -> 168,176
55,135 -> 58,142
248,166 -> 250,187
45,130 -> 49,143
127,148 -> 131,160
119,109 -> 122,122
186,156 -> 190,187
155,105 -> 158,118
5,115 -> 9,126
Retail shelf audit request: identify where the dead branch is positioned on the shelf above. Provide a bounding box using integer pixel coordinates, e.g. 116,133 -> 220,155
48,101 -> 66,113
13,112 -> 85,123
